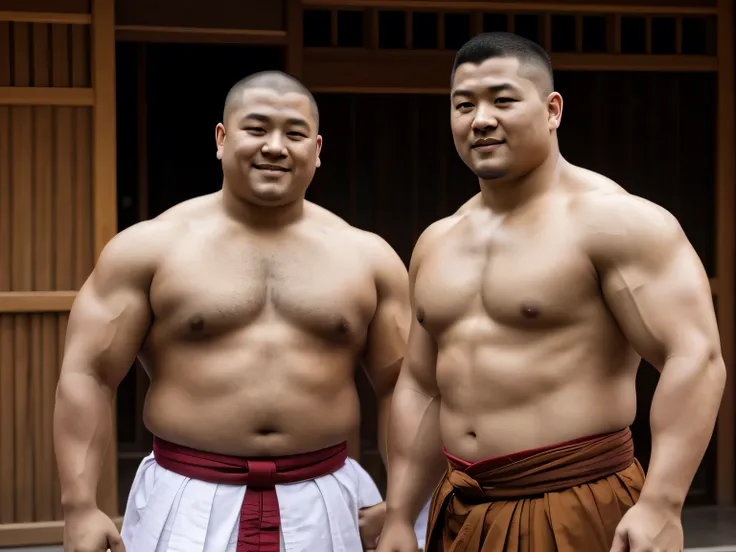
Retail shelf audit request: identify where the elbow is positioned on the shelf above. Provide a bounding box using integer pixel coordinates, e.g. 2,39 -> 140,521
706,351 -> 727,395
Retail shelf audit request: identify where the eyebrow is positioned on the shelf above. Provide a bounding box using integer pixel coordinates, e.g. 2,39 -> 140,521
242,112 -> 311,131
451,83 -> 522,99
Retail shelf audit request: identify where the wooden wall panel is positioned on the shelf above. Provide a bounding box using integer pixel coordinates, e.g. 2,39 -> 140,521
0,0 -> 90,14
0,313 -> 68,524
0,6 -> 97,541
115,0 -> 285,31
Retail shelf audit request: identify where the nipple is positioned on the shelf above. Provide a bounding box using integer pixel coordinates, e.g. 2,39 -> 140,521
416,307 -> 425,323
520,304 -> 540,319
189,316 -> 205,331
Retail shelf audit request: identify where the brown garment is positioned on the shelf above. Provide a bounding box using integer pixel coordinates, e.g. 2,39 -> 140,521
426,428 -> 645,552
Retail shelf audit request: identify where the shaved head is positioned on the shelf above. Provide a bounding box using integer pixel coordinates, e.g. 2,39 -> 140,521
223,70 -> 319,129
451,32 -> 554,97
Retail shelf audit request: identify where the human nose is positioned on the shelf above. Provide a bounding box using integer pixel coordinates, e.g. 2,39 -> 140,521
471,103 -> 498,132
262,132 -> 287,157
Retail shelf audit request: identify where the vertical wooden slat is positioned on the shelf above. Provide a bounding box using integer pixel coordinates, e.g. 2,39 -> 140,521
0,20 -> 15,525
32,21 -> 54,524
11,21 -> 33,524
404,10 -> 412,49
72,25 -> 92,287
613,14 -> 622,53
506,13 -> 515,34
136,44 -> 148,222
369,9 -> 379,49
91,0 -> 118,517
330,9 -> 338,47
676,16 -> 683,54
542,13 -> 553,52
575,14 -> 583,52
437,12 -> 445,49
645,16 -> 653,54
715,0 -> 735,507
286,0 -> 303,78
471,11 -> 483,37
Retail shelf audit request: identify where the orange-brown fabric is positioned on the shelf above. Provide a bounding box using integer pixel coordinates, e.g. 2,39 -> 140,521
426,428 -> 645,552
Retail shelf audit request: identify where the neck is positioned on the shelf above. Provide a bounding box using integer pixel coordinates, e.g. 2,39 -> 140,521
220,184 -> 304,229
479,150 -> 562,213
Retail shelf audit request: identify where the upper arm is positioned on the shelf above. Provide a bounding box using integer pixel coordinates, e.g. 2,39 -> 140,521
588,195 -> 721,369
61,222 -> 162,390
396,221 -> 453,398
362,235 -> 411,397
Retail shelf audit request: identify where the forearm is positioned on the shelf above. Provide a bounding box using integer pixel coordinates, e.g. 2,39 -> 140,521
642,352 -> 726,510
54,371 -> 115,512
385,385 -> 445,524
377,390 -> 393,466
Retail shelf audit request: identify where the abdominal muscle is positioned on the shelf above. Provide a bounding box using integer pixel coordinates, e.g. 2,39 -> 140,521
436,325 -> 640,463
139,328 -> 361,458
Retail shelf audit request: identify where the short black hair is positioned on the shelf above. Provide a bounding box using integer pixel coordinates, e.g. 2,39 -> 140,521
451,32 -> 554,95
222,70 -> 320,129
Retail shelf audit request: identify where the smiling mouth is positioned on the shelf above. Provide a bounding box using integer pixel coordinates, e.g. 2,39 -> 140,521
253,164 -> 291,172
472,140 -> 504,149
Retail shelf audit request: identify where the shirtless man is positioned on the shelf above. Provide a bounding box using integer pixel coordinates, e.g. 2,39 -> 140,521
378,32 -> 725,552
53,70 -> 410,552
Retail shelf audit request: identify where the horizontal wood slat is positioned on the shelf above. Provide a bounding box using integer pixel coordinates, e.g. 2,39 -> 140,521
304,48 -> 718,93
0,292 -> 77,313
0,87 -> 93,106
115,25 -> 288,45
0,11 -> 91,24
301,1 -> 718,15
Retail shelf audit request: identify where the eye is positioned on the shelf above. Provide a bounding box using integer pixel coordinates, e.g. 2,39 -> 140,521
495,97 -> 516,105
287,131 -> 307,139
455,102 -> 474,111
245,126 -> 266,134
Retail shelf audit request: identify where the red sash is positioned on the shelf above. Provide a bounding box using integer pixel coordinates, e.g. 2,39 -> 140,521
153,437 -> 348,552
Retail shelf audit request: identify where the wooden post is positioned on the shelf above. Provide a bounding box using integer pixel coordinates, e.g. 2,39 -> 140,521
715,0 -> 735,507
286,0 -> 303,79
91,0 -> 119,517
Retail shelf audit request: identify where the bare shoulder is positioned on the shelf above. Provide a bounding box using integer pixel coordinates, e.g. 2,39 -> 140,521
568,169 -> 686,265
92,195 -> 216,285
410,214 -> 463,273
304,202 -> 407,284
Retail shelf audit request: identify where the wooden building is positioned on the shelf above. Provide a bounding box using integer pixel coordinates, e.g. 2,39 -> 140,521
0,0 -> 734,546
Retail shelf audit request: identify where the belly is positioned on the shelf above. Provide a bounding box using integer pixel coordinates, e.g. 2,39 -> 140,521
436,322 -> 640,462
140,329 -> 360,457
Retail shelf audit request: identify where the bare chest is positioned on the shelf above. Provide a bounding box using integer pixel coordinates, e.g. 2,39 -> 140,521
150,240 -> 377,343
414,222 -> 598,336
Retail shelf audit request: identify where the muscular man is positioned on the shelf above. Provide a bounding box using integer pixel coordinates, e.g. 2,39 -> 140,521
54,70 -> 410,552
378,32 -> 725,552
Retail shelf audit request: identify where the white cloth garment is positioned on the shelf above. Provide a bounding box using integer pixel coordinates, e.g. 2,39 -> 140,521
121,452 -> 383,552
414,499 -> 431,551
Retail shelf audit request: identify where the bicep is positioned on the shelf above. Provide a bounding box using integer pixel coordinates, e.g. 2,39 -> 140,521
397,316 -> 439,397
602,235 -> 719,368
62,270 -> 152,389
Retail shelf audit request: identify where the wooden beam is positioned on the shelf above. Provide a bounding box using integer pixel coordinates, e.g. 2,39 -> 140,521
0,517 -> 122,547
303,49 -> 718,93
0,291 -> 77,313
301,1 -> 718,15
0,11 -> 91,24
0,86 -> 94,106
115,25 -> 287,45
715,0 -> 735,507
286,0 -> 304,78
91,0 -> 119,518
